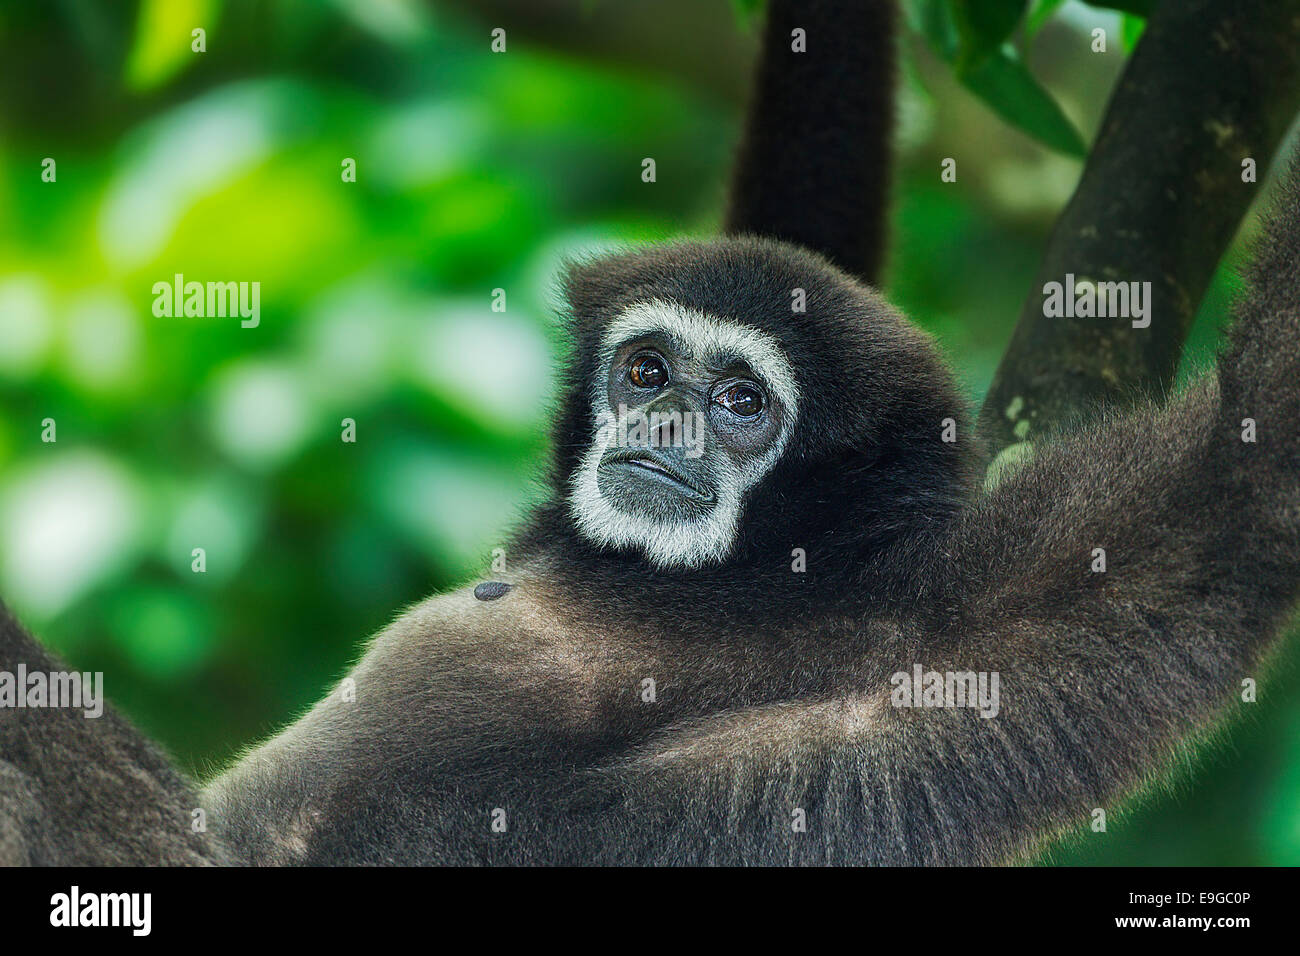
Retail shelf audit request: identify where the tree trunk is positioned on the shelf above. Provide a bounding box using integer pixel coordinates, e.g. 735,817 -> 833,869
977,0 -> 1300,458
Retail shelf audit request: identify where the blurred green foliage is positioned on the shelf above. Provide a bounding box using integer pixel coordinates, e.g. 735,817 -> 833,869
0,0 -> 1296,864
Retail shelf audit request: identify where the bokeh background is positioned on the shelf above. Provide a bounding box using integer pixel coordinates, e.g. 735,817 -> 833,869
0,0 -> 1296,865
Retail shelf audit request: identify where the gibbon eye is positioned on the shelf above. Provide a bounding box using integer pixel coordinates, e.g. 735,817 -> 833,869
629,353 -> 669,389
715,382 -> 765,418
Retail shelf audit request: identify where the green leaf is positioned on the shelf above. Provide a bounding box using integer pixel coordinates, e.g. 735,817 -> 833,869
1083,0 -> 1151,15
953,0 -> 1029,67
958,46 -> 1086,156
903,2 -> 1084,155
902,0 -> 960,62
1026,0 -> 1067,37
1120,12 -> 1146,52
730,0 -> 766,26
124,0 -> 218,92
325,0 -> 431,43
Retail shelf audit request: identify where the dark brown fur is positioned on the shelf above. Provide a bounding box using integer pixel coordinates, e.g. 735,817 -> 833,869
4,0 -> 1299,867
205,179 -> 1300,861
725,0 -> 897,284
0,605 -> 228,865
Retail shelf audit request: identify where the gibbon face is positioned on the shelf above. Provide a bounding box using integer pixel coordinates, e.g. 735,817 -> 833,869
556,237 -> 974,572
569,299 -> 801,568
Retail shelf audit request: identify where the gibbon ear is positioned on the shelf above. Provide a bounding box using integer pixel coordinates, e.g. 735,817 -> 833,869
559,247 -> 671,329
560,253 -> 631,321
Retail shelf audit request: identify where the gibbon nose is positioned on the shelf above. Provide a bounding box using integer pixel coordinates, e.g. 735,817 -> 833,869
637,391 -> 701,451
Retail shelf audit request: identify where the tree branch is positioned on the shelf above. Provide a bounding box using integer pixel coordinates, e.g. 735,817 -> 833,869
977,0 -> 1300,458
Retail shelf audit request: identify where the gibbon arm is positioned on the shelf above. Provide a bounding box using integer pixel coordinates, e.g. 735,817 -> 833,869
561,175 -> 1300,864
0,605 -> 228,865
725,0 -> 897,285
565,384 -> 1294,865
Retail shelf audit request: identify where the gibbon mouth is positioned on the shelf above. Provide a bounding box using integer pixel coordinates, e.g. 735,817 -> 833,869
600,450 -> 715,503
